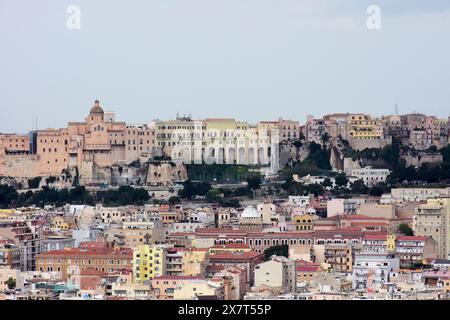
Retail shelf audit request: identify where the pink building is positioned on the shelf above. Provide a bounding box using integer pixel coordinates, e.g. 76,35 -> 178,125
0,100 -> 156,181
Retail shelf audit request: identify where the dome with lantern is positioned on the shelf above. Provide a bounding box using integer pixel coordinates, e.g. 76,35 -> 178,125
89,100 -> 104,116
241,206 -> 260,219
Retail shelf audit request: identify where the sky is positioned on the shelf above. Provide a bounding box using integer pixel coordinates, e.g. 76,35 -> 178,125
1,0 -> 450,133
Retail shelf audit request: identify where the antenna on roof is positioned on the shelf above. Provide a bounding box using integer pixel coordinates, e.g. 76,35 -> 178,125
394,96 -> 399,116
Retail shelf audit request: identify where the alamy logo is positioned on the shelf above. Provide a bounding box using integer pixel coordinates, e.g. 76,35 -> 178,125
367,5 -> 381,30
66,5 -> 81,30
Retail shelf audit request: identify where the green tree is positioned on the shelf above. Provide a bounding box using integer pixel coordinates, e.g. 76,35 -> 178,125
219,198 -> 240,208
28,177 -> 42,189
380,139 -> 401,168
178,181 -> 212,200
293,140 -> 302,148
369,183 -> 389,197
263,245 -> 289,261
307,142 -> 331,170
350,179 -> 368,194
321,132 -> 330,144
205,189 -> 221,203
334,173 -> 349,188
246,175 -> 262,191
168,196 -> 181,205
0,185 -> 19,208
305,183 -> 324,197
398,223 -> 414,236
440,145 -> 450,163
7,277 -> 16,290
321,178 -> 333,189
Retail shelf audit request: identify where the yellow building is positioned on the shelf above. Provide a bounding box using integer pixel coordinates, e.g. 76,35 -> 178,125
133,245 -> 166,283
173,279 -> 224,300
347,114 -> 383,140
209,243 -> 252,255
181,248 -> 210,276
443,279 -> 450,294
51,216 -> 69,231
413,198 -> 450,259
0,209 -> 14,221
386,234 -> 396,251
293,214 -> 315,231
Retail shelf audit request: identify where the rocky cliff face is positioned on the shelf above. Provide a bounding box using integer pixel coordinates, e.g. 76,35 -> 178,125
279,143 -> 309,167
0,168 -> 76,190
146,161 -> 188,186
329,139 -> 362,173
0,160 -> 188,189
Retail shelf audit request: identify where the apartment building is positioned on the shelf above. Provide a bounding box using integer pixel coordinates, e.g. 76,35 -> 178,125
36,247 -> 132,281
352,252 -> 400,290
124,123 -> 156,163
132,245 -> 166,283
391,188 -> 450,203
150,274 -> 225,300
151,275 -> 204,300
305,115 -> 326,144
0,240 -> 21,270
324,243 -> 353,272
362,234 -> 436,267
105,220 -> 166,248
0,221 -> 43,271
413,198 -> 450,259
327,198 -> 361,217
42,236 -> 75,253
350,167 -> 390,186
181,248 -> 210,276
254,256 -> 297,294
395,236 -> 437,267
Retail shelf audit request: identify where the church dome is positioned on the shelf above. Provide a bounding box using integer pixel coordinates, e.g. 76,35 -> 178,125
89,100 -> 104,115
241,206 -> 260,218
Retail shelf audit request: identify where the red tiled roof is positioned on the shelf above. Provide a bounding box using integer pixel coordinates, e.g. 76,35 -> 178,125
80,268 -> 106,276
396,235 -> 428,241
168,232 -> 195,237
105,296 -> 127,300
206,265 -> 226,272
37,247 -> 132,258
210,251 -> 264,261
342,215 -> 386,220
422,270 -> 450,278
211,243 -> 250,249
351,222 -> 389,227
363,234 -> 388,240
152,275 -> 205,281
296,265 -> 321,272
197,228 -> 247,234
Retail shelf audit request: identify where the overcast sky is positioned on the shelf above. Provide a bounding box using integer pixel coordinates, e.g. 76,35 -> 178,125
1,0 -> 450,133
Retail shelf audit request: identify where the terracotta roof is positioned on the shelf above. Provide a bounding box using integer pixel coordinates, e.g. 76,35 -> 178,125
211,243 -> 250,249
206,265 -> 226,272
396,236 -> 428,241
197,228 -> 247,234
37,247 -> 132,258
351,222 -> 389,227
363,234 -> 388,240
80,268 -> 106,276
296,265 -> 321,272
342,215 -> 386,220
152,275 -> 205,281
422,270 -> 450,278
210,251 -> 263,261
168,232 -> 195,237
